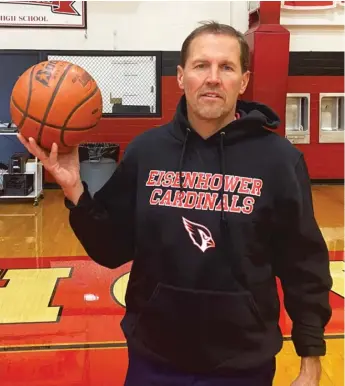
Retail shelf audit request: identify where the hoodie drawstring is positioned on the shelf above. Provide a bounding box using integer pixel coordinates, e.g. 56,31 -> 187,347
219,131 -> 226,223
179,127 -> 190,191
218,132 -> 246,292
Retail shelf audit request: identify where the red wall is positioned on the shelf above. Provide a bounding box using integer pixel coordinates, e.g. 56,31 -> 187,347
244,1 -> 344,181
244,21 -> 344,181
288,76 -> 344,180
45,64 -> 344,183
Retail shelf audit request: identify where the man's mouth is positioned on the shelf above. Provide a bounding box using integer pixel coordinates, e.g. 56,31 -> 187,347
200,92 -> 222,99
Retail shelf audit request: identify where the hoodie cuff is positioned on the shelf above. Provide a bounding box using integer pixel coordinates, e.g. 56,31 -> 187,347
64,181 -> 92,210
292,324 -> 327,357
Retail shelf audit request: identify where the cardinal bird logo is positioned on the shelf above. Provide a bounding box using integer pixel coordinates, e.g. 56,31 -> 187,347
182,216 -> 216,253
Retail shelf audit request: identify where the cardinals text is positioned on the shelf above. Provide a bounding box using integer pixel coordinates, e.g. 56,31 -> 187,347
146,170 -> 263,215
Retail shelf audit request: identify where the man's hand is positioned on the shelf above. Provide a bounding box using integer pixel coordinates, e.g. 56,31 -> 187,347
291,357 -> 321,386
17,134 -> 84,204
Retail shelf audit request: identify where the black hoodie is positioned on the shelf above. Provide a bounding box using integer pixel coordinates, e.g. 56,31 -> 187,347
67,95 -> 332,375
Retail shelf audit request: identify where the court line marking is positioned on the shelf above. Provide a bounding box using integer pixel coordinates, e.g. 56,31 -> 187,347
0,335 -> 343,353
0,249 -> 343,262
0,341 -> 127,353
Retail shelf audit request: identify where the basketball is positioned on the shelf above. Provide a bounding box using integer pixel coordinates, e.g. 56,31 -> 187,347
10,60 -> 103,153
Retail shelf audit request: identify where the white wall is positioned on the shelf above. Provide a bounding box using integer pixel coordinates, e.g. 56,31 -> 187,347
280,1 -> 345,51
0,1 -> 249,51
288,27 -> 345,51
281,2 -> 345,26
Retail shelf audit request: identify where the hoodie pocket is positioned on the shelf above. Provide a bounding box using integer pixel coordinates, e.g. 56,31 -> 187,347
132,282 -> 266,371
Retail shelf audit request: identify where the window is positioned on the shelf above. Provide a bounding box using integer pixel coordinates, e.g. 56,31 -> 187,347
319,93 -> 344,143
285,93 -> 310,144
47,52 -> 161,117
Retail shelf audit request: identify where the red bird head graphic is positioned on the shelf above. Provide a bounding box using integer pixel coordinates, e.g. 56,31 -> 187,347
182,216 -> 216,253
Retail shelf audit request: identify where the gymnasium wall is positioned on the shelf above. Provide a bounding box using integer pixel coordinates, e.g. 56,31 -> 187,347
280,1 -> 345,180
281,1 -> 345,52
0,0 -> 238,141
0,1 -> 249,184
0,1 -> 248,50
245,1 -> 344,180
0,1 -> 344,182
288,54 -> 344,179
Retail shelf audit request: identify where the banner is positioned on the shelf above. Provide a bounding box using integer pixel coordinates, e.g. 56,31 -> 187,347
281,1 -> 343,9
0,1 -> 86,28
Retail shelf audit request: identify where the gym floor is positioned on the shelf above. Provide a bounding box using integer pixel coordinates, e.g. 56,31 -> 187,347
0,185 -> 343,385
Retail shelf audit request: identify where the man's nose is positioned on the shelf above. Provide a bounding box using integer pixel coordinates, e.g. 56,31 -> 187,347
205,66 -> 221,84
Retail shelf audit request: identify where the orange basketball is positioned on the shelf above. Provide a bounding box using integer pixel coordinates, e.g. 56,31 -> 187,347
10,60 -> 103,153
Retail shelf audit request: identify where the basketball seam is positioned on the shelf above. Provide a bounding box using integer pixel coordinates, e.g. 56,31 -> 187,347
37,63 -> 74,145
60,85 -> 101,147
17,65 -> 37,129
11,97 -> 98,131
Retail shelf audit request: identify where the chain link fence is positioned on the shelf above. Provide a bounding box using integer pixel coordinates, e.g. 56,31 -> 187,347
48,55 -> 158,115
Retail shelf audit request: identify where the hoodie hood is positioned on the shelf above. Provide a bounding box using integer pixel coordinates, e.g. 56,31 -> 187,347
171,94 -> 280,144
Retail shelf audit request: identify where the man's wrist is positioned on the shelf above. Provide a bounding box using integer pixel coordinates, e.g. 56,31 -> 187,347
63,180 -> 84,206
301,356 -> 320,365
300,357 -> 321,377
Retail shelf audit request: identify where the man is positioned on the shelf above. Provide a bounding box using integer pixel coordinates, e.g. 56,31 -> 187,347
19,21 -> 332,386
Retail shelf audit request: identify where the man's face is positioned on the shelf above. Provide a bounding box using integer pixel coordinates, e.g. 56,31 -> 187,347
177,33 -> 250,121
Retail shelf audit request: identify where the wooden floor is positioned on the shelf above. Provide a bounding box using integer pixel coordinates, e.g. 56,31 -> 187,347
0,185 -> 343,385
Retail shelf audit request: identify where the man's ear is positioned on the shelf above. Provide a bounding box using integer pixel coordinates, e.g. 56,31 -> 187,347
177,65 -> 184,91
239,71 -> 250,95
